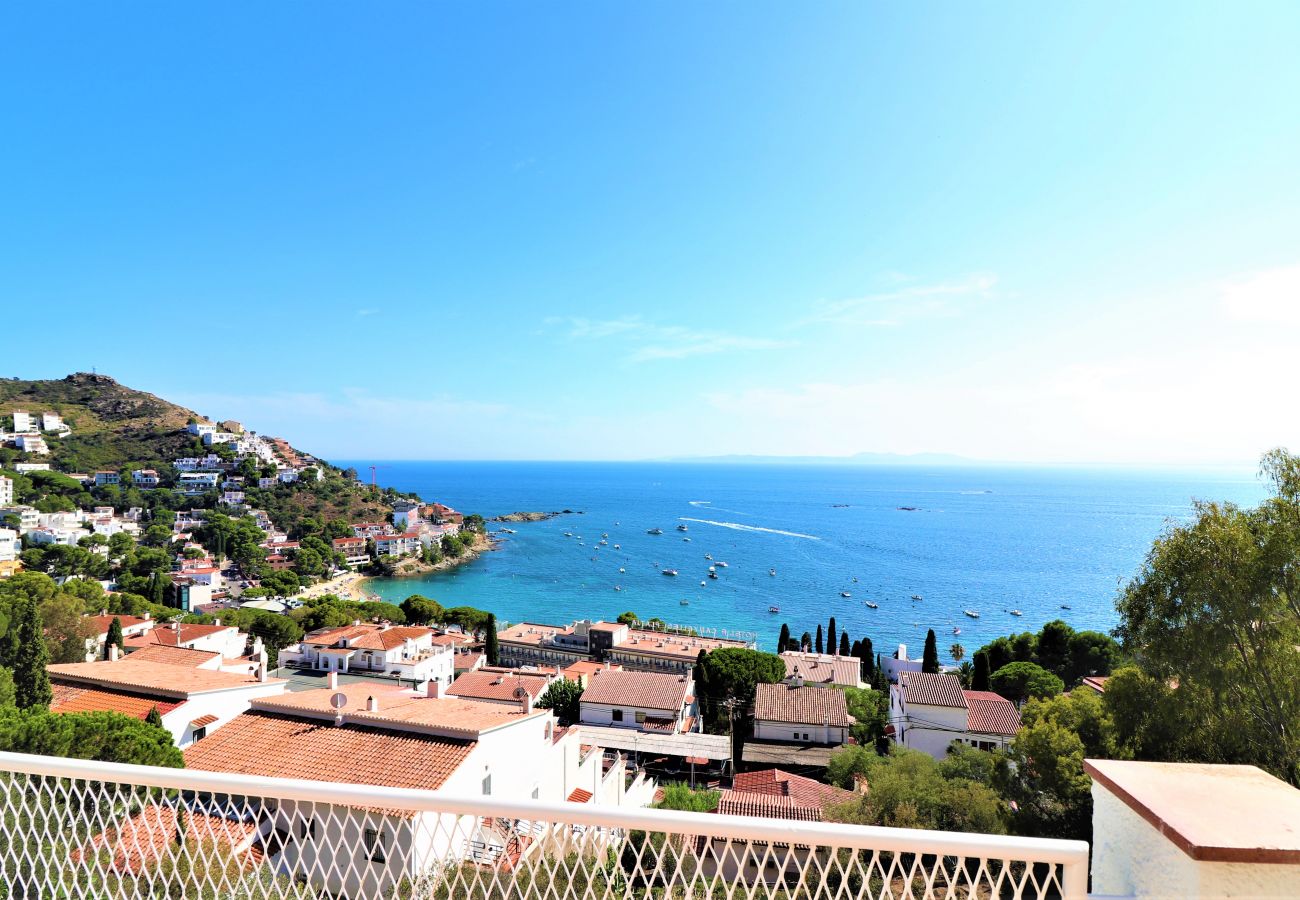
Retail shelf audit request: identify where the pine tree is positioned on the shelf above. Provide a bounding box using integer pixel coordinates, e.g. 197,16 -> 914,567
827,617 -> 837,654
815,624 -> 823,655
778,623 -> 790,655
104,616 -> 125,660
973,651 -> 991,691
146,706 -> 164,728
922,629 -> 939,673
484,613 -> 500,666
838,632 -> 850,656
11,596 -> 52,709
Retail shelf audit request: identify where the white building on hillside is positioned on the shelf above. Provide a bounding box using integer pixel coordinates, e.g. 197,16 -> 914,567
41,412 -> 65,432
0,475 -> 12,506
889,671 -> 1021,758
15,434 -> 48,454
11,411 -> 33,433
279,624 -> 455,688
578,670 -> 698,734
880,643 -> 924,684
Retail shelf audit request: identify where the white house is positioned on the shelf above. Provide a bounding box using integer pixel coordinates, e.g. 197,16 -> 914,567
279,624 -> 455,688
0,528 -> 19,565
41,412 -> 64,432
94,471 -> 121,487
374,532 -> 422,557
124,621 -> 249,658
11,411 -> 33,433
12,463 -> 50,474
49,651 -> 286,748
879,643 -> 924,684
15,434 -> 49,455
0,475 -> 12,506
578,670 -> 697,734
447,668 -> 555,706
83,612 -> 157,660
752,681 -> 853,746
131,469 -> 161,489
181,680 -> 653,898
187,422 -> 218,437
889,671 -> 1021,759
392,500 -> 422,529
177,472 -> 221,494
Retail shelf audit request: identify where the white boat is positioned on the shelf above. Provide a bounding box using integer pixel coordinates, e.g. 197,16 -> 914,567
662,569 -> 678,576
680,599 -> 690,606
599,539 -> 607,545
1009,609 -> 1023,616
614,585 -> 622,591
647,528 -> 663,535
708,570 -> 718,579
865,602 -> 878,609
840,591 -> 851,598
704,554 -> 712,560
952,627 -> 961,635
682,537 -> 691,542
677,524 -> 689,532
618,567 -> 625,573
769,568 -> 777,577
768,605 -> 780,614
911,594 -> 923,601
613,544 -> 620,549
964,609 -> 981,619
699,580 -> 706,586
716,561 -> 728,568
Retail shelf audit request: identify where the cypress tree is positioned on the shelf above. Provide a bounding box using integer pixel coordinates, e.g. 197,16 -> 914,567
693,649 -> 711,728
838,632 -> 850,656
148,572 -> 166,606
484,613 -> 500,666
104,616 -> 125,660
778,623 -> 790,655
800,632 -> 812,652
815,624 -> 823,655
827,617 -> 837,655
850,639 -> 861,658
922,629 -> 939,673
146,706 -> 165,729
973,651 -> 991,691
12,596 -> 52,709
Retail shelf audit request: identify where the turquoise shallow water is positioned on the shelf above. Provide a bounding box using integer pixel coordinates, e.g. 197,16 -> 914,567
335,461 -> 1264,659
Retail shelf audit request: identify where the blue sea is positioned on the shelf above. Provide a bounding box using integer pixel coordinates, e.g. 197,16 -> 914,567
334,461 -> 1265,658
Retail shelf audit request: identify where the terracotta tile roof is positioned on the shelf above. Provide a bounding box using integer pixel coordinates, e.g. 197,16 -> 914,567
432,633 -> 476,647
190,714 -> 218,728
716,790 -> 822,821
579,671 -> 691,713
731,769 -> 856,809
1080,675 -> 1110,694
48,658 -> 281,698
50,682 -> 182,720
84,614 -> 150,636
780,652 -> 861,687
754,682 -> 852,727
563,661 -> 620,678
899,671 -> 968,709
123,623 -> 235,648
250,683 -> 543,737
184,711 -> 475,802
567,788 -> 593,804
448,670 -> 552,703
348,626 -> 435,651
71,805 -> 259,874
455,652 -> 486,671
125,645 -> 221,668
963,691 -> 1021,736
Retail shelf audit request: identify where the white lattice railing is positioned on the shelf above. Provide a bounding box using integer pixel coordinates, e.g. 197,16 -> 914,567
0,750 -> 1088,899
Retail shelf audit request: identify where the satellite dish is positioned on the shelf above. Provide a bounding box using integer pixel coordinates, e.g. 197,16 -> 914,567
329,691 -> 348,710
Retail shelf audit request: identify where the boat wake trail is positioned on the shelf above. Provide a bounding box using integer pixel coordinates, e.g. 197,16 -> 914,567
677,517 -> 821,541
688,500 -> 711,507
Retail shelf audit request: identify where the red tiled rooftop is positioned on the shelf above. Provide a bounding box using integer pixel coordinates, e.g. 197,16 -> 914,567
50,682 -> 182,720
963,690 -> 1021,736
716,790 -> 822,821
731,769 -> 856,809
754,682 -> 852,727
126,645 -> 221,668
448,670 -> 552,703
900,671 -> 968,709
84,614 -> 150,636
48,658 -> 280,697
580,670 -> 691,712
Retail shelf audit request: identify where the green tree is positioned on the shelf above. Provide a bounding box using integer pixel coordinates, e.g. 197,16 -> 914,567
999,718 -> 1092,841
922,629 -> 939,673
800,631 -> 812,652
697,648 -> 785,733
10,596 -> 52,709
616,610 -> 640,626
655,783 -> 719,812
41,593 -> 93,664
778,623 -> 790,654
1036,619 -> 1073,679
853,636 -> 874,683
841,686 -> 888,748
815,624 -> 823,654
145,705 -> 165,729
990,661 -> 1063,704
0,707 -> 182,767
401,594 -> 445,626
484,613 -> 499,665
534,678 -> 583,724
972,651 -> 991,691
827,617 -> 837,655
950,643 -> 965,663
838,631 -> 850,656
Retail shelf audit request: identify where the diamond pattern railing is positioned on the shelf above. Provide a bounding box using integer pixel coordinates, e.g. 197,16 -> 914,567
0,750 -> 1088,899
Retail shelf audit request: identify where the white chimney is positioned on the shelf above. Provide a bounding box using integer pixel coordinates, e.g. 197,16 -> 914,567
515,686 -> 533,714
144,612 -> 151,621
108,644 -> 120,662
214,618 -> 221,627
426,679 -> 444,699
366,695 -> 380,713
256,657 -> 268,682
327,671 -> 339,690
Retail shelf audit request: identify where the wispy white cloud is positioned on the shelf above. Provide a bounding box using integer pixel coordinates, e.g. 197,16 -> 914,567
355,308 -> 380,318
805,273 -> 998,327
549,316 -> 795,363
1220,264 -> 1300,325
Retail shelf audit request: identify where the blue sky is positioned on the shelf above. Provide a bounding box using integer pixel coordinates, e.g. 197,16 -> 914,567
4,3 -> 1300,465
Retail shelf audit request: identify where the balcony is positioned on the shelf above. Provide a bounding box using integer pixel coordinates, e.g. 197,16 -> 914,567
0,750 -> 1086,899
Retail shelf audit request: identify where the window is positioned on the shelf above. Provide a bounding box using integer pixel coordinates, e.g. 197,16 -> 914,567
482,774 -> 492,795
634,711 -> 646,724
364,828 -> 387,863
191,726 -> 207,742
298,817 -> 316,839
612,709 -> 624,722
